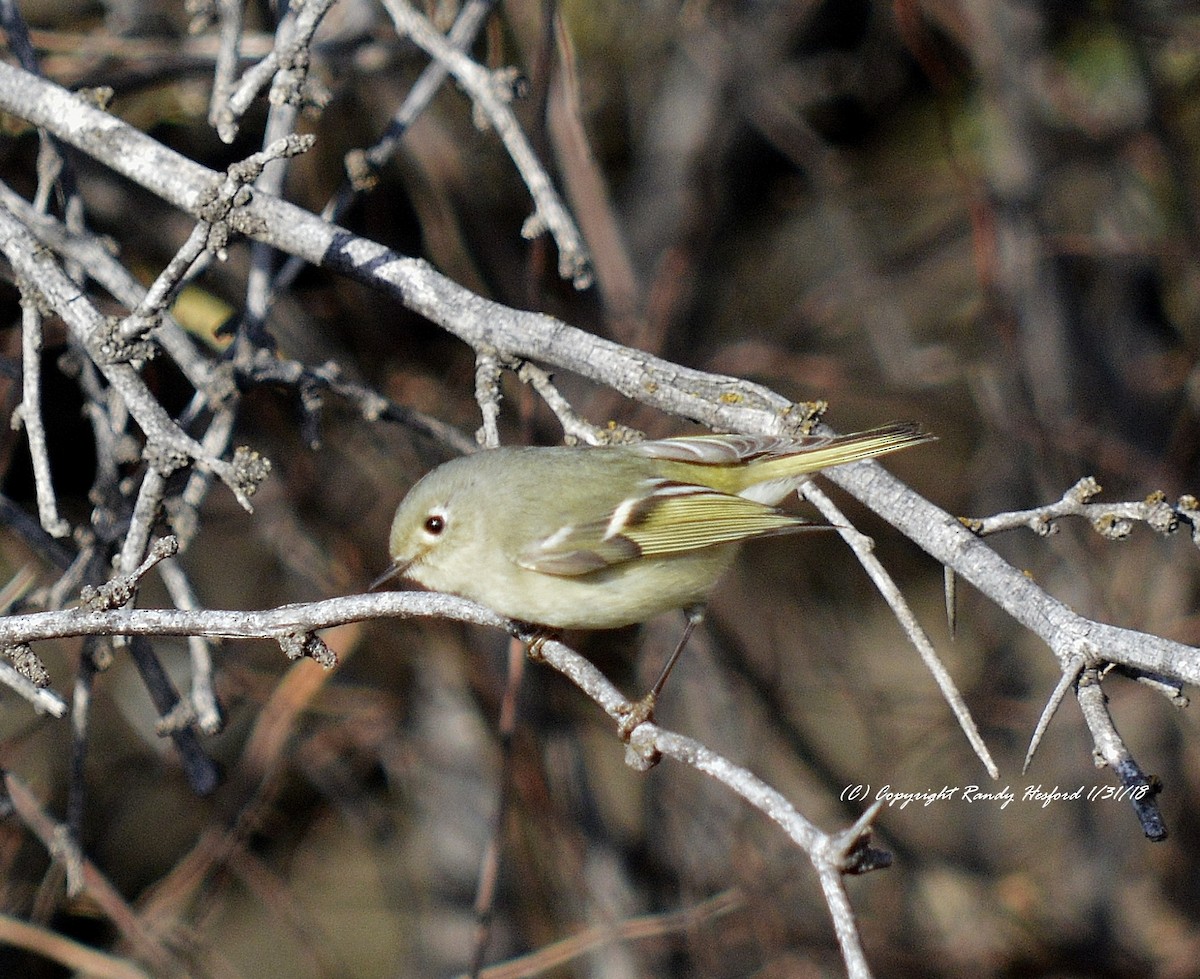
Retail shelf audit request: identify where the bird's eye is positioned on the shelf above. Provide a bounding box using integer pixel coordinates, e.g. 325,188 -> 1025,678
423,513 -> 446,536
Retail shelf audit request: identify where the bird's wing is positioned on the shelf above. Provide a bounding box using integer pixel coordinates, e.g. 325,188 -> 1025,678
516,480 -> 813,576
629,433 -> 815,465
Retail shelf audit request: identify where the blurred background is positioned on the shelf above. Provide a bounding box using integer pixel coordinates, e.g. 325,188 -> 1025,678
2,0 -> 1200,975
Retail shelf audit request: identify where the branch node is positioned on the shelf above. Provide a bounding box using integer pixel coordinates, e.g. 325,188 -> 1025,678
2,643 -> 50,687
833,803 -> 892,876
344,148 -> 380,192
1091,511 -> 1133,540
155,698 -> 197,735
1032,513 -> 1057,536
143,441 -> 189,477
623,726 -> 661,772
1065,475 -> 1102,504
74,86 -> 113,111
277,631 -> 338,668
194,138 -> 313,259
1143,490 -> 1178,535
80,536 -> 178,611
230,445 -> 272,500
520,210 -> 547,241
492,66 -> 527,104
93,315 -> 158,366
271,48 -> 330,110
80,579 -> 135,612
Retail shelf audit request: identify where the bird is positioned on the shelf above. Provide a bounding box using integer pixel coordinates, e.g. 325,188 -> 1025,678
381,422 -> 933,730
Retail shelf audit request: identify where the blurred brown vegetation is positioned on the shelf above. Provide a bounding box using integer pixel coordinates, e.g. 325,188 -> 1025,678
3,0 -> 1200,976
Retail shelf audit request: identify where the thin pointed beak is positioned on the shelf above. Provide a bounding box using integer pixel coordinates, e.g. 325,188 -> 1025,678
370,559 -> 411,591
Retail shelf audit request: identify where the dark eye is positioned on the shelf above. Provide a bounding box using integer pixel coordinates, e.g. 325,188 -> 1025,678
423,513 -> 446,536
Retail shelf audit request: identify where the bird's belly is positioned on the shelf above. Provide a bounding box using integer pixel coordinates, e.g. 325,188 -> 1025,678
481,547 -> 739,630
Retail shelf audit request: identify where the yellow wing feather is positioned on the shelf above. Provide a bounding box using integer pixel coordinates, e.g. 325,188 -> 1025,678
517,483 -> 814,576
634,422 -> 933,494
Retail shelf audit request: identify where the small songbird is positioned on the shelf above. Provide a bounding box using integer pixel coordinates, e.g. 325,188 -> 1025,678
381,423 -> 933,727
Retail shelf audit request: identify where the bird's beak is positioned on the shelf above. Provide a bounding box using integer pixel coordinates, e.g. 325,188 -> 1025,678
369,558 -> 412,591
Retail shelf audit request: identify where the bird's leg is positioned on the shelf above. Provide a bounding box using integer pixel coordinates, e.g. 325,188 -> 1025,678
648,604 -> 704,703
617,604 -> 704,741
509,621 -> 558,662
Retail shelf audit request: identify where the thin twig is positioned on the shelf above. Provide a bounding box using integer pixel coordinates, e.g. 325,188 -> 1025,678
66,643 -> 95,814
0,182 -> 219,394
943,565 -> 956,637
0,204 -> 268,512
964,477 -> 1187,544
0,912 -> 151,979
460,890 -> 744,979
4,773 -> 183,970
206,0 -> 245,139
1075,668 -> 1167,840
379,0 -> 593,288
516,361 -> 641,445
118,222 -> 214,342
237,357 -> 478,456
528,633 -> 879,976
168,405 -> 237,549
803,482 -> 998,778
272,0 -> 499,294
0,660 -> 66,716
236,100 -> 305,356
1024,654 -> 1084,773
14,293 -> 70,537
0,63 -> 822,437
157,558 -> 223,734
474,348 -> 504,448
468,638 -> 525,978
212,0 -> 336,142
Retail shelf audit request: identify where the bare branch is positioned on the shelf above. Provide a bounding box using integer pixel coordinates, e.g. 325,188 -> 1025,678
379,0 -> 593,288
964,477 -> 1188,543
2,60 -> 1199,737
534,633 -> 881,978
803,482 -> 998,778
456,891 -> 742,979
0,182 -> 220,394
156,558 -> 223,734
0,591 -> 501,646
1076,668 -> 1167,840
474,348 -> 504,448
204,0 -> 244,139
0,203 -> 266,512
0,912 -> 151,979
0,37 -> 1198,977
4,773 -> 183,970
0,584 -> 886,973
0,659 -> 66,716
211,0 -> 336,142
14,291 -> 70,537
273,0 -> 498,295
826,463 -> 1200,690
0,62 -> 817,436
517,361 -> 642,445
236,357 -> 478,456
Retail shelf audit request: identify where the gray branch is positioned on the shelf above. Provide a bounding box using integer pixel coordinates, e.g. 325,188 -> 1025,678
1,58 -> 1197,739
1,53 -> 1199,978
